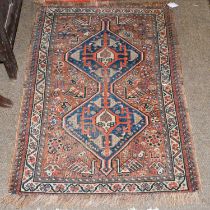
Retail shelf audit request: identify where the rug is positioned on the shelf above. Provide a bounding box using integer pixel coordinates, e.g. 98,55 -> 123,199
10,2 -> 199,196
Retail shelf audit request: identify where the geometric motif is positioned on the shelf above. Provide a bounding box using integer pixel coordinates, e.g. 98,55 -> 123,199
64,19 -> 147,175
10,4 -> 199,195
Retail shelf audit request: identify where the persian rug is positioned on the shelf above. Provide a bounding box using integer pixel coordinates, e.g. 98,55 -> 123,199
10,3 -> 199,196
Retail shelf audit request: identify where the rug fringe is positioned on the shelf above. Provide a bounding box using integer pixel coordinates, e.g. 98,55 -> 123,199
163,5 -> 200,192
34,0 -> 169,8
1,192 -> 202,209
34,0 -> 45,4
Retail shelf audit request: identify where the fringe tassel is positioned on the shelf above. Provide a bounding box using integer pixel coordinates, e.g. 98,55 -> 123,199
163,3 -> 201,192
34,0 -> 169,7
34,0 -> 45,4
1,192 -> 202,209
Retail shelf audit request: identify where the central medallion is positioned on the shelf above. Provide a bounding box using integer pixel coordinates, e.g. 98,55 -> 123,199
94,109 -> 117,133
96,47 -> 115,66
63,18 -> 148,175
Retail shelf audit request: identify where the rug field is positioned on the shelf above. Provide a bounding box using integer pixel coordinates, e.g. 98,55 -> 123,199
10,3 -> 199,196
